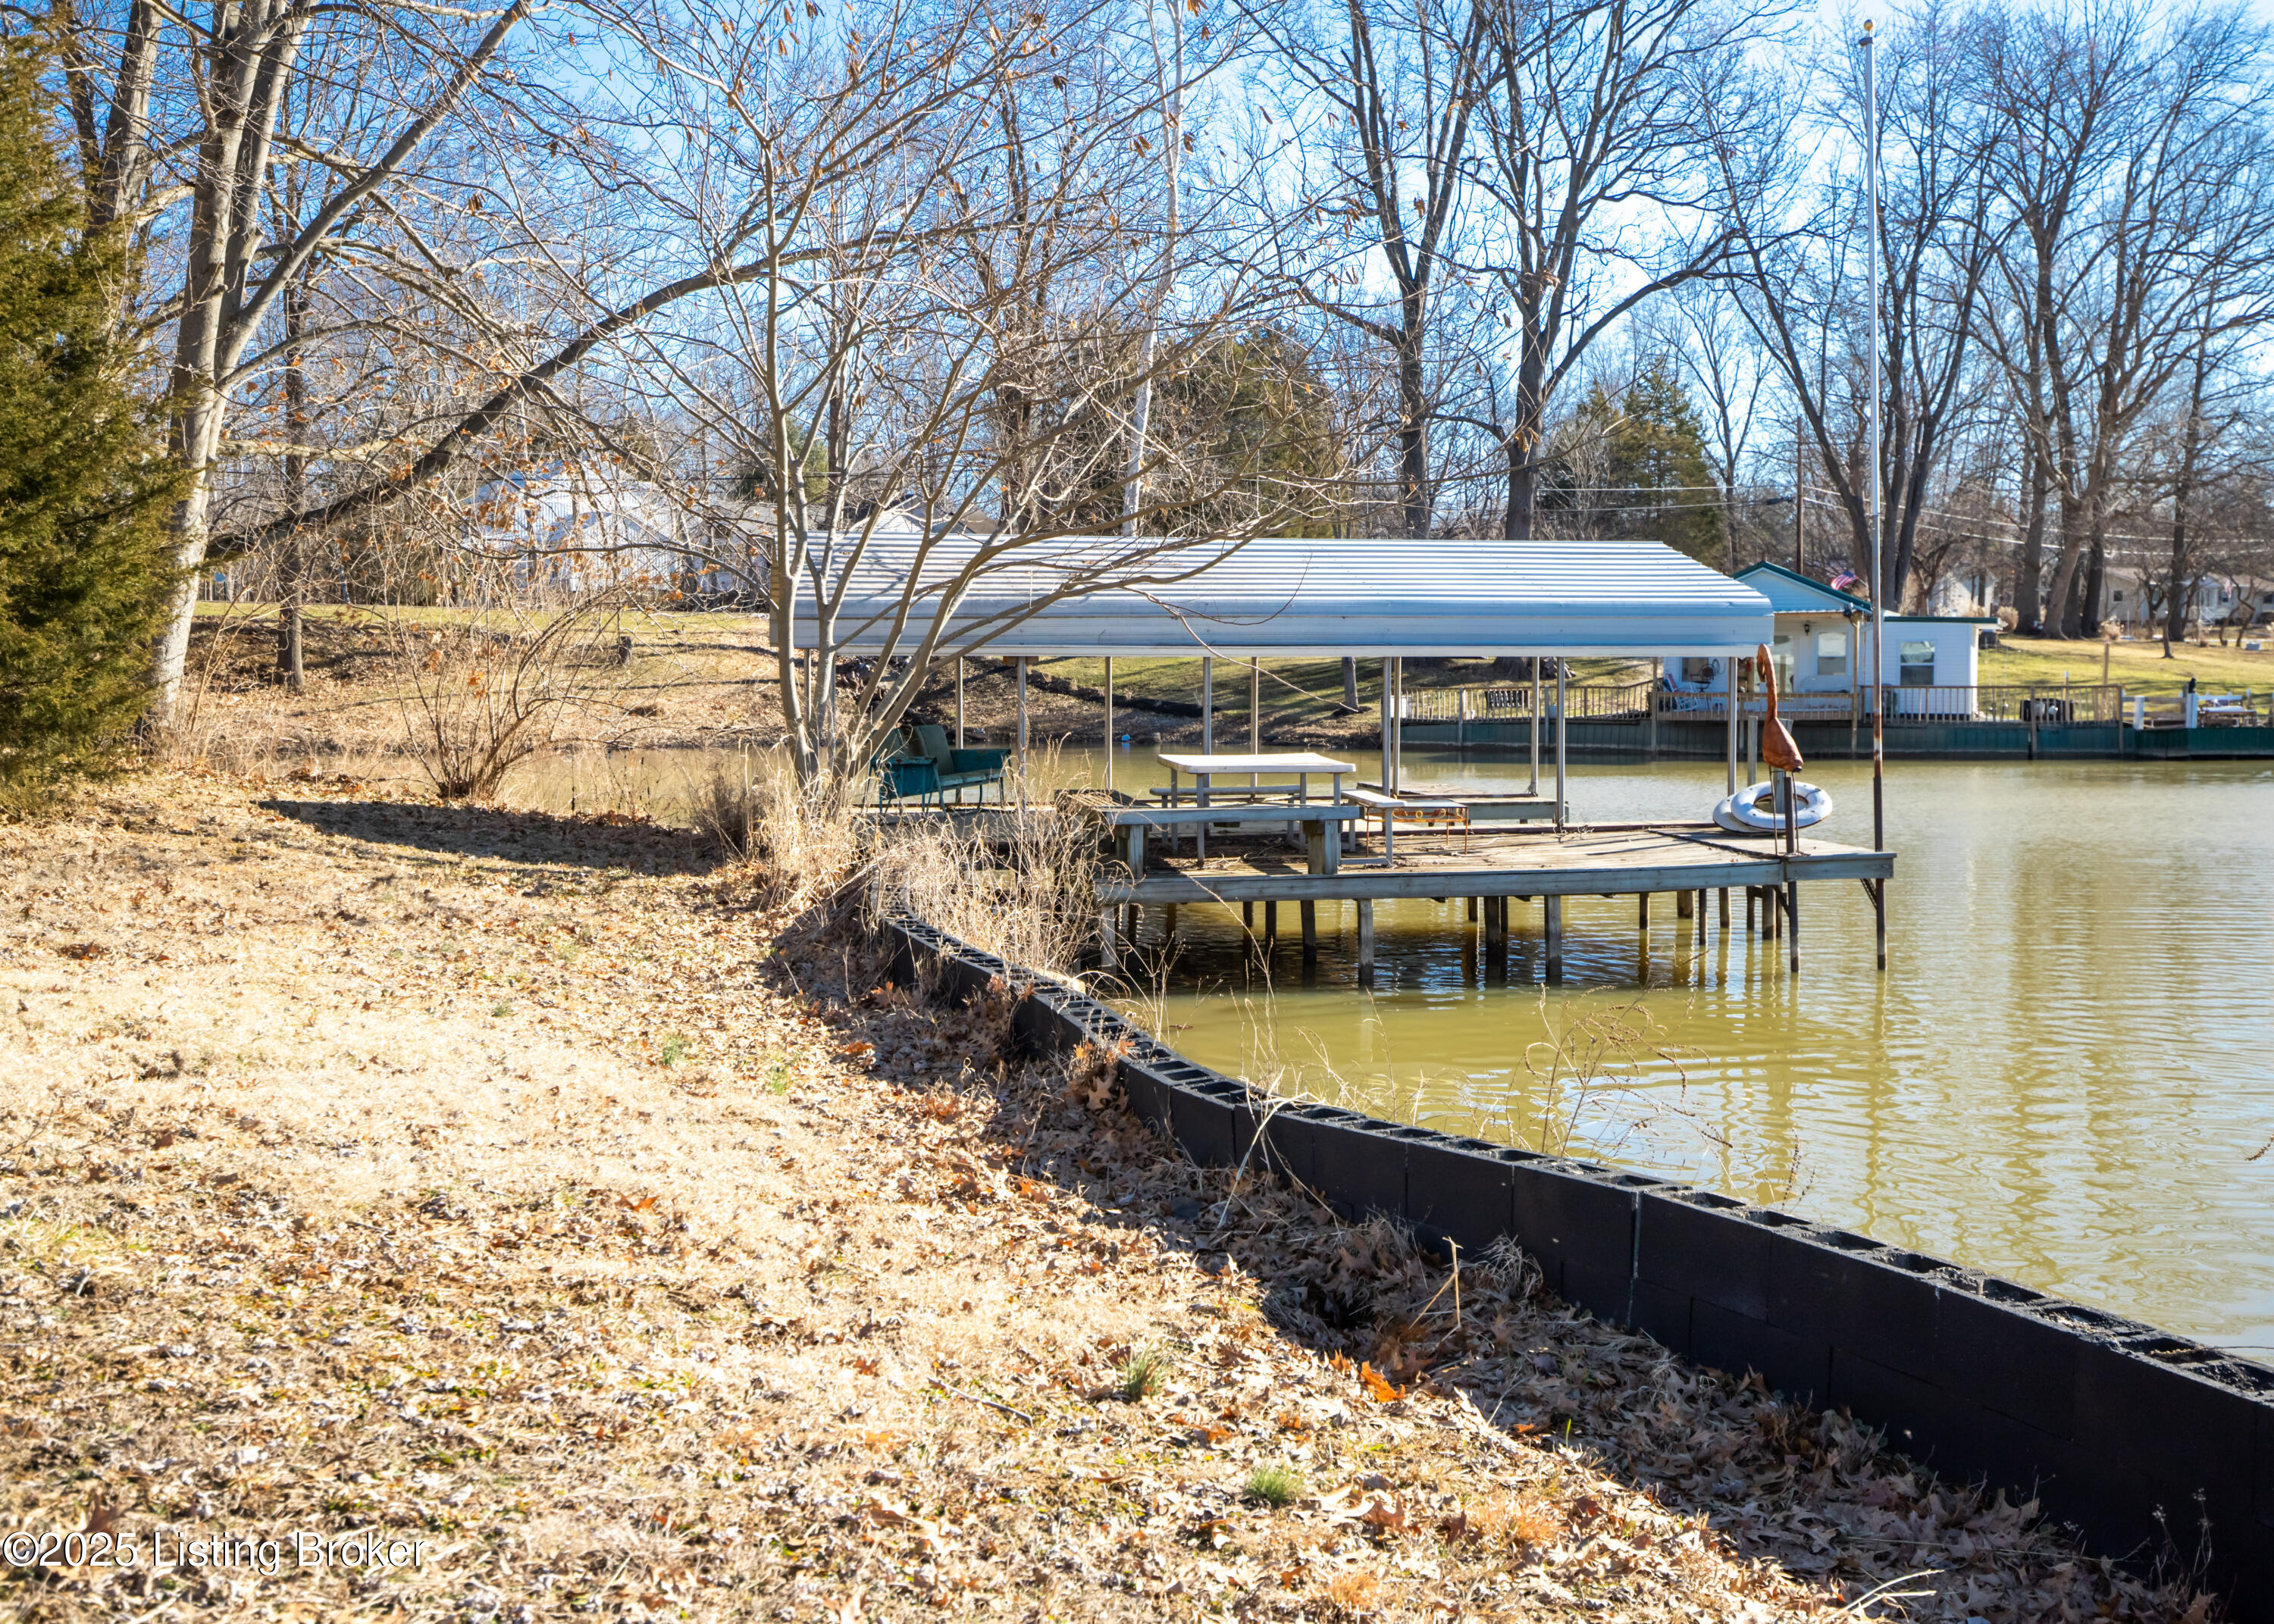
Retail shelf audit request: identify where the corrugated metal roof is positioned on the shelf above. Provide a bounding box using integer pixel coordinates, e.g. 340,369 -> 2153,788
800,534 -> 1774,657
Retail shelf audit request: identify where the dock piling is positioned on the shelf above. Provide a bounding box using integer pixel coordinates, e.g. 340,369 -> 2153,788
1300,900 -> 1317,956
1263,900 -> 1278,950
1545,896 -> 1565,983
1355,900 -> 1376,987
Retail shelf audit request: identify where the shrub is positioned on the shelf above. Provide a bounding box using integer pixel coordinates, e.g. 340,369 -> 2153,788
0,37 -> 180,806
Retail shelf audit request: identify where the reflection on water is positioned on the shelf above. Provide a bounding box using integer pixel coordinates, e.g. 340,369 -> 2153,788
1073,746 -> 2274,1359
511,740 -> 2274,1356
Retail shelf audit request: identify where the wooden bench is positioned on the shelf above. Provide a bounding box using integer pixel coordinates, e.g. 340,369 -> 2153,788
1345,787 -> 1471,863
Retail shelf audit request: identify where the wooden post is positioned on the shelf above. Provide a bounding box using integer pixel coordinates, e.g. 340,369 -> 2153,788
1300,899 -> 1317,957
1164,903 -> 1177,940
1745,887 -> 1756,931
1201,658 -> 1214,755
1248,659 -> 1261,793
1647,658 -> 1660,758
1016,657 -> 1029,806
1263,899 -> 1278,949
1725,656 -> 1739,795
1467,896 -> 1479,922
1787,880 -> 1800,975
1104,656 -> 1114,793
1718,887 -> 1730,928
1676,889 -> 1694,918
1544,895 -> 1564,984
1243,900 -> 1254,932
1695,890 -> 1706,946
1355,900 -> 1376,988
955,657 -> 966,748
1637,892 -> 1650,932
1485,894 -> 1507,982
1098,908 -> 1120,972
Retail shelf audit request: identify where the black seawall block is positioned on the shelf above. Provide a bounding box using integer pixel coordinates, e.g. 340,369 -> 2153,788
1402,1134 -> 1516,1254
881,910 -> 2274,1624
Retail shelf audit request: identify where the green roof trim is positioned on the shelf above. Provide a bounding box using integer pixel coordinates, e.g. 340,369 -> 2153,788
1734,559 -> 1875,612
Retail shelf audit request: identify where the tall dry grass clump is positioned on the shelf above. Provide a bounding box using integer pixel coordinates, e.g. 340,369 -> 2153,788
873,792 -> 1103,976
700,748 -> 866,912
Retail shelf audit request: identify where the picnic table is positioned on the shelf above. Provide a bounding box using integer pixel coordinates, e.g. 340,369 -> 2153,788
1157,751 -> 1355,809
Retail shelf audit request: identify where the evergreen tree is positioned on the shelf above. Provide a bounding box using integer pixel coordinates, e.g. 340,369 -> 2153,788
1570,359 -> 1723,562
0,36 -> 180,803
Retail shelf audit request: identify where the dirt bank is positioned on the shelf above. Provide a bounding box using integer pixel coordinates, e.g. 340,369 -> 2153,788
0,773 -> 2213,1622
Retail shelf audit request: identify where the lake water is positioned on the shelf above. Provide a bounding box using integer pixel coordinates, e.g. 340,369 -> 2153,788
508,739 -> 2274,1357
1059,745 -> 2274,1360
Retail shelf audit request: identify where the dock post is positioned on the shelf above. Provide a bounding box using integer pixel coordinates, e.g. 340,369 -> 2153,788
1695,890 -> 1706,946
1355,901 -> 1375,987
1098,907 -> 1120,973
1745,887 -> 1756,932
1676,889 -> 1693,919
1529,662 -> 1542,796
1467,896 -> 1479,923
1263,900 -> 1278,950
1787,881 -> 1800,975
1718,887 -> 1729,929
1015,657 -> 1029,806
1554,659 -> 1568,830
1637,892 -> 1650,932
1725,658 -> 1738,795
1300,900 -> 1317,956
1243,900 -> 1254,933
1164,903 -> 1178,940
1104,657 -> 1114,793
1485,895 -> 1507,981
1544,896 -> 1564,983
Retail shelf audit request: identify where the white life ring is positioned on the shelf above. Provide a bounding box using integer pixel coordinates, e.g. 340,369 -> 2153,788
1713,780 -> 1834,834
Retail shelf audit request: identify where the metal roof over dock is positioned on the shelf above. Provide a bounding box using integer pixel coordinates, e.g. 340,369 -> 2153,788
803,534 -> 1774,658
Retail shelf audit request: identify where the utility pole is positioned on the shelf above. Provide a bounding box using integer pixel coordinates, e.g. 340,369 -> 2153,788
1793,416 -> 1806,574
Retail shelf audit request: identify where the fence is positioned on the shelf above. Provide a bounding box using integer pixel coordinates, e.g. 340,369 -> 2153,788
1402,681 -> 2131,729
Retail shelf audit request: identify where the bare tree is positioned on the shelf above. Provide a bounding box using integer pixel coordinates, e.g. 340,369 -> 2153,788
1249,0 -> 1490,536
1710,0 -> 1997,609
1978,0 -> 2274,637
52,0 -> 547,721
1466,0 -> 1774,540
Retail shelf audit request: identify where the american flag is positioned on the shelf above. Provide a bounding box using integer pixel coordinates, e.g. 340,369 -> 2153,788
1830,570 -> 1861,593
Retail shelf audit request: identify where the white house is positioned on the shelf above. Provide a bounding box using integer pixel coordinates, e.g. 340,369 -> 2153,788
1660,562 -> 1995,715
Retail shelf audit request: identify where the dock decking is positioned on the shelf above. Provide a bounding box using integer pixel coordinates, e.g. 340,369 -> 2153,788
1090,822 -> 1894,984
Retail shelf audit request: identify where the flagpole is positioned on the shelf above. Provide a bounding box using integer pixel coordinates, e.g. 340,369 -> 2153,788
1864,18 -> 1887,972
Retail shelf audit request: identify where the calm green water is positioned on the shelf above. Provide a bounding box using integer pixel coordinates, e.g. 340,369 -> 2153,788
507,740 -> 2274,1356
1062,746 -> 2274,1360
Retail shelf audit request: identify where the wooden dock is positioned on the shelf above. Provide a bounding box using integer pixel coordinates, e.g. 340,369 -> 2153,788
1091,822 -> 1894,984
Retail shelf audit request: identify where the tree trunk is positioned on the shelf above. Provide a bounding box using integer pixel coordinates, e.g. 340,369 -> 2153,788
1398,333 -> 1429,537
277,275 -> 308,692
1341,657 -> 1358,712
2015,442 -> 2048,634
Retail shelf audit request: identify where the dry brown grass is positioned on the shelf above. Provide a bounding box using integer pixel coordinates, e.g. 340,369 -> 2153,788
0,770 -> 2225,1624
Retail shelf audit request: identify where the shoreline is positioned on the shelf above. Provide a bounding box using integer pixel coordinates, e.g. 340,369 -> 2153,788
0,767 -> 2219,1621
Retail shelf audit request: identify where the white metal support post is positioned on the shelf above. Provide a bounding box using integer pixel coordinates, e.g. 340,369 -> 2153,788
1864,17 -> 1889,972
1554,658 -> 1567,831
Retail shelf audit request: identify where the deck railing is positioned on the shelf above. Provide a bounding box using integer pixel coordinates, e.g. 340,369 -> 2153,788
1400,681 -> 2135,728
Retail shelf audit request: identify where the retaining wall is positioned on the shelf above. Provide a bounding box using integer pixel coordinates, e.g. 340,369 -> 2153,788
880,912 -> 2274,1614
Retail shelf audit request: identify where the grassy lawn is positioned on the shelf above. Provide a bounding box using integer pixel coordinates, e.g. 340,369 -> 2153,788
1981,633 -> 2274,696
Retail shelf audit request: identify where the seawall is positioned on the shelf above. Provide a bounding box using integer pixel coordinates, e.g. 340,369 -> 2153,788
882,911 -> 2274,1615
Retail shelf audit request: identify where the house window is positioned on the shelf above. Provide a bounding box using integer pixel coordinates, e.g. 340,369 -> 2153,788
1815,631 -> 1848,677
1899,640 -> 1937,687
2112,590 -> 2125,603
